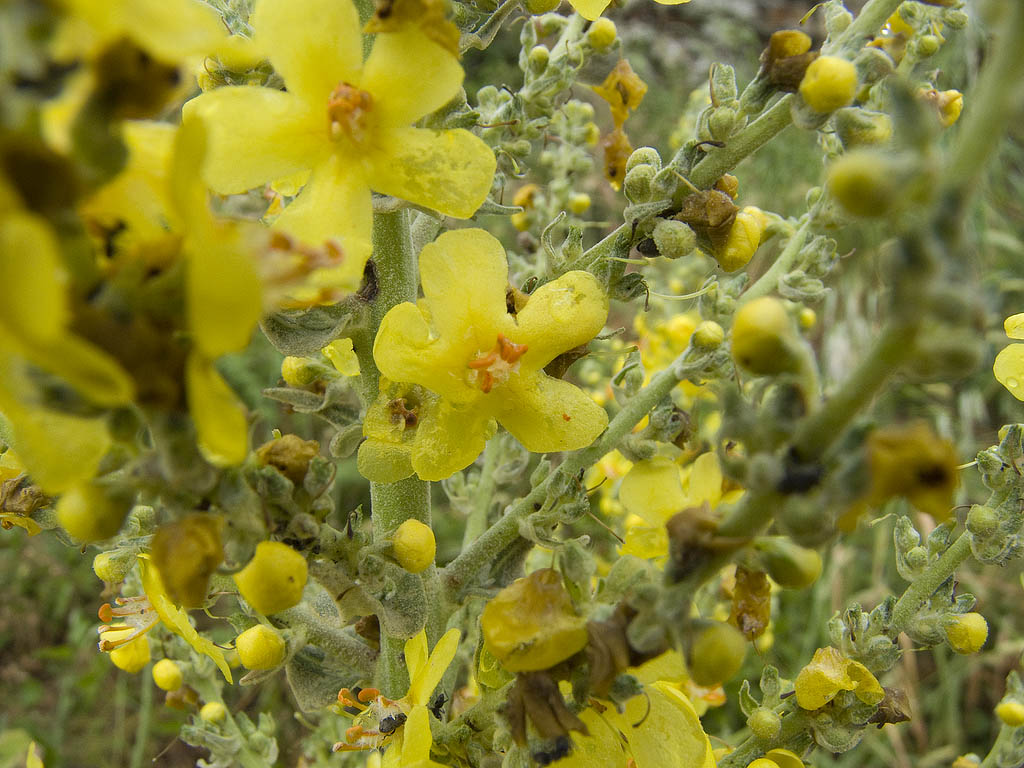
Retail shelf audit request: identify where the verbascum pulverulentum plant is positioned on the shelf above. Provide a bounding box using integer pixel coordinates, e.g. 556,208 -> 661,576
3,0 -> 1024,767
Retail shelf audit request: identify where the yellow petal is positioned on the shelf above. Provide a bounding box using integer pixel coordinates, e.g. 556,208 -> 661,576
794,646 -> 853,710
274,154 -> 373,289
0,513 -> 43,536
0,212 -> 68,343
515,270 -> 608,371
765,750 -> 804,768
408,628 -> 460,706
557,707 -> 626,768
139,556 -> 233,683
26,335 -> 135,407
652,0 -> 692,4
183,87 -> 323,195
499,374 -> 608,453
323,338 -> 360,376
108,632 -> 151,674
356,438 -> 415,483
400,706 -> 433,765
107,0 -> 226,61
619,517 -> 669,560
367,126 -> 495,219
1005,314 -> 1024,340
630,649 -> 687,685
252,0 -> 362,106
569,0 -> 612,21
417,228 -> 509,344
185,353 -> 248,467
619,458 -> 686,525
995,344 -> 1024,401
612,683 -> 715,768
411,399 -> 495,481
685,452 -> 723,507
169,115 -> 210,230
404,630 -> 429,685
187,236 -> 263,358
361,27 -> 464,126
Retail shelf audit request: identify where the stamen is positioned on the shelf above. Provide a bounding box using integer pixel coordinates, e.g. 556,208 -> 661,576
468,334 -> 529,393
357,687 -> 380,703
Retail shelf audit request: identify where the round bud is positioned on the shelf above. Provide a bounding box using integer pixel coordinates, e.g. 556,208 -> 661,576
107,632 -> 151,674
93,549 -> 135,583
625,146 -> 662,174
709,107 -> 737,141
826,150 -> 898,218
235,624 -> 287,670
623,164 -> 655,203
944,10 -> 968,30
233,541 -> 308,615
510,212 -> 530,232
799,56 -> 858,113
652,219 -> 696,260
586,18 -> 617,49
524,0 -> 560,14
57,482 -> 132,543
583,122 -> 601,146
731,297 -> 800,375
687,620 -> 747,686
281,356 -> 319,386
200,701 -> 228,724
754,537 -> 822,589
798,308 -> 817,330
966,505 -> 999,537
716,210 -> 762,272
392,519 -> 436,573
995,700 -> 1024,728
152,658 -> 184,691
944,612 -> 988,654
916,35 -> 940,57
528,45 -> 550,72
693,321 -> 725,350
834,108 -> 893,149
747,707 -> 782,740
568,192 -> 591,215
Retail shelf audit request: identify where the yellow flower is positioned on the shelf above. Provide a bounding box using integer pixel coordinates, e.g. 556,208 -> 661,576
556,681 -> 715,768
370,229 -> 609,481
98,555 -> 233,682
994,313 -> 1024,400
184,0 -> 496,292
571,0 -> 691,22
334,628 -> 460,763
793,646 -> 884,710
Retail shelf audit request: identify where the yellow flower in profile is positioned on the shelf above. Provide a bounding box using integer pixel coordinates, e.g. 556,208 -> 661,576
994,313 -> 1024,401
184,0 -> 496,292
334,628 -> 460,764
370,229 -> 609,481
571,0 -> 691,22
98,555 -> 232,682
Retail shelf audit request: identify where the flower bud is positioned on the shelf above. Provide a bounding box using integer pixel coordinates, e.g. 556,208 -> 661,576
825,4 -> 853,35
568,192 -> 591,214
625,146 -> 661,174
481,568 -> 588,672
392,519 -> 436,573
995,700 -> 1024,728
281,356 -> 319,386
799,56 -> 858,113
256,434 -> 320,485
524,0 -> 560,14
93,549 -> 136,583
528,45 -> 550,73
151,514 -> 224,609
587,18 -> 617,49
798,307 -> 817,330
716,209 -> 762,272
623,163 -> 655,203
693,321 -> 725,349
966,505 -> 999,537
826,150 -> 901,218
834,108 -> 892,148
944,10 -> 969,29
233,541 -> 308,615
152,658 -> 184,691
200,701 -> 228,724
235,624 -> 287,669
944,612 -> 988,654
747,707 -> 782,740
510,211 -> 530,231
754,537 -> 822,589
687,619 -> 747,686
652,219 -> 696,260
731,297 -> 800,375
57,482 -> 132,543
916,34 -> 940,57
709,107 -> 738,140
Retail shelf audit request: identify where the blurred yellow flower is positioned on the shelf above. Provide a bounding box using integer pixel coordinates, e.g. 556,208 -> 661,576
571,0 -> 691,22
371,228 -> 609,480
185,0 -> 496,292
994,313 -> 1024,401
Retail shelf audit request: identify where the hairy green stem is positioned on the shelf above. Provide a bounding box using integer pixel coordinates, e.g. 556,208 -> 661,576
463,437 -> 501,548
442,354 -> 708,599
129,664 -> 153,768
890,532 -> 973,634
277,605 -> 379,673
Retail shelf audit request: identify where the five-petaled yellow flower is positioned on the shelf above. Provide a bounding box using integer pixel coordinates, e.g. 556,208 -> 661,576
184,0 -> 496,293
369,228 -> 609,481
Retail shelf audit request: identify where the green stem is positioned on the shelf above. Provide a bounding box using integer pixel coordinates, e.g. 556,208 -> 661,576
463,436 -> 501,548
890,532 -> 973,634
129,664 -> 153,768
739,218 -> 810,305
442,353 -> 708,599
276,605 -> 379,673
689,95 -> 795,190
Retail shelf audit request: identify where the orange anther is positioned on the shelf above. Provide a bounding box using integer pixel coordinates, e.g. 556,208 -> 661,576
496,334 -> 528,363
562,413 -> 571,422
357,687 -> 380,703
345,725 -> 365,742
467,351 -> 498,370
98,603 -> 114,623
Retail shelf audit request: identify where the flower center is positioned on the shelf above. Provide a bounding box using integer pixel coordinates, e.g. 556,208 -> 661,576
467,334 -> 528,393
327,82 -> 373,142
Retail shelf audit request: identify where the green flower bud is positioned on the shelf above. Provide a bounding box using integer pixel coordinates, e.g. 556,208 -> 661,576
944,10 -> 969,29
93,549 -> 136,583
693,321 -> 725,349
709,107 -> 738,140
731,297 -> 801,375
687,620 -> 747,686
528,45 -> 549,73
747,707 -> 782,740
754,537 -> 823,589
623,163 -> 655,203
834,108 -> 893,149
587,18 -> 617,49
652,219 -> 696,259
826,150 -> 900,218
710,63 -> 738,105
966,505 -> 999,537
916,35 -> 940,57
825,3 -> 853,35
625,146 -> 662,174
